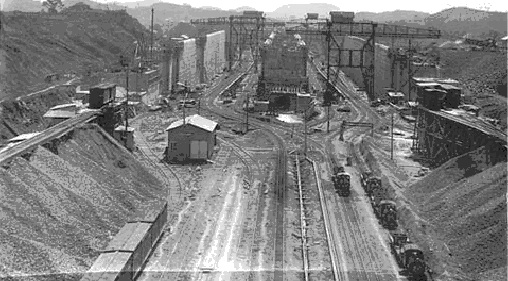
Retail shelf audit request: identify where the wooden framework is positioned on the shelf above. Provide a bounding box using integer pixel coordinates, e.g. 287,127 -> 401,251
415,107 -> 507,167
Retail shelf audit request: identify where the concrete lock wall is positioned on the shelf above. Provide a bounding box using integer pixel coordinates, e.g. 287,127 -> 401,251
204,30 -> 226,83
179,38 -> 198,89
340,36 -> 394,100
216,30 -> 226,73
205,32 -> 219,82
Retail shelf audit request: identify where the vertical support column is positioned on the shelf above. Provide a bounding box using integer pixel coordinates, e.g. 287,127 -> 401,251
371,23 -> 377,101
326,20 -> 331,134
239,23 -> 243,67
408,39 -> 413,101
229,16 -> 234,71
254,17 -> 260,73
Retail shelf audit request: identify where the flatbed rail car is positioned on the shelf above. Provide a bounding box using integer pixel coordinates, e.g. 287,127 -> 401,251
80,200 -> 168,281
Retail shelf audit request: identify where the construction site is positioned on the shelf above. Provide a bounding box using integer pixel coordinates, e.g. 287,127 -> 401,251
0,7 -> 506,281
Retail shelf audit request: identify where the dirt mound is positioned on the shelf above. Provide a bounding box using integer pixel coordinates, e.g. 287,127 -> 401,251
0,85 -> 74,144
0,124 -> 165,280
407,147 -> 507,280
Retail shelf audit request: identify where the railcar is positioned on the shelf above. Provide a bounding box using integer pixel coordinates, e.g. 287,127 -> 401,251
80,200 -> 167,281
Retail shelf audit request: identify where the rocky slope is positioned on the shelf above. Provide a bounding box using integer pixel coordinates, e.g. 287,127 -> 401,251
0,85 -> 74,144
0,6 -> 148,101
0,123 -> 165,280
359,136 -> 506,281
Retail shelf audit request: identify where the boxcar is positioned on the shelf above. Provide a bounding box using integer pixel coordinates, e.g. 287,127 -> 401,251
103,222 -> 152,280
128,200 -> 168,248
80,252 -> 133,281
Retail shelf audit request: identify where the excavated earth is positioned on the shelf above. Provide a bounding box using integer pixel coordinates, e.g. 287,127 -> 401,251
357,135 -> 507,281
0,86 -> 74,145
0,124 -> 165,281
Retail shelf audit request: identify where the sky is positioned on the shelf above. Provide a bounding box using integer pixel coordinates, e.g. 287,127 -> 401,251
101,0 -> 507,13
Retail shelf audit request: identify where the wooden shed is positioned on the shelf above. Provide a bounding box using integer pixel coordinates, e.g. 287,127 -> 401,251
165,114 -> 218,163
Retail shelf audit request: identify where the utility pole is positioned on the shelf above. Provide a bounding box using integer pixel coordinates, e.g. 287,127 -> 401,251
326,20 -> 331,134
304,106 -> 308,156
246,89 -> 249,133
391,112 -> 394,160
150,7 -> 154,65
124,63 -> 129,146
198,93 -> 201,115
183,81 -> 188,124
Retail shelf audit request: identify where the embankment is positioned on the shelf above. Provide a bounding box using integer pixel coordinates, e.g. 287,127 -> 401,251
0,123 -> 165,280
0,85 -> 75,144
355,136 -> 506,281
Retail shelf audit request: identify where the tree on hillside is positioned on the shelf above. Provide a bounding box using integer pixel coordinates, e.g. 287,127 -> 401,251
42,0 -> 64,13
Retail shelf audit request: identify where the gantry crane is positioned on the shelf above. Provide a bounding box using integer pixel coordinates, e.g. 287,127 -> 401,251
191,12 -> 441,132
191,13 -> 266,73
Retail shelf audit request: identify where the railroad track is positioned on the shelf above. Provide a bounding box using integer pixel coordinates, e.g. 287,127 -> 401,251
293,153 -> 310,281
314,64 -> 403,281
200,63 -> 291,281
192,136 -> 263,281
133,115 -> 183,202
0,111 -> 97,164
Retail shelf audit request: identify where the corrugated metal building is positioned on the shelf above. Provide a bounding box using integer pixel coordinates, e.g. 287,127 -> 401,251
165,114 -> 218,162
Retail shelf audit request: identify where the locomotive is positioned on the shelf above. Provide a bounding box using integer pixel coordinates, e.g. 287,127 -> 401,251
389,229 -> 427,278
332,166 -> 350,196
377,200 -> 398,230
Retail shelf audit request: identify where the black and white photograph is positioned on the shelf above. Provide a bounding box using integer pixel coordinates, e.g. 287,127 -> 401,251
0,0 -> 506,280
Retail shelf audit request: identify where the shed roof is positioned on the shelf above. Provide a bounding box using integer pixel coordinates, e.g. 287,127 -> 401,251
438,84 -> 461,90
166,114 -> 218,132
416,82 -> 441,87
387,92 -> 405,97
50,103 -> 79,110
114,125 -> 135,132
91,83 -> 116,90
43,110 -> 78,119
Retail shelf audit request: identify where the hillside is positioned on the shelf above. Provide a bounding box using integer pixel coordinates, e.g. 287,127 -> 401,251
126,2 -> 242,28
383,7 -> 508,38
404,146 -> 506,281
62,0 -> 127,10
2,0 -> 42,12
0,123 -> 165,280
267,3 -> 340,19
425,7 -> 507,38
355,10 -> 429,23
0,6 -> 148,101
413,50 -> 507,128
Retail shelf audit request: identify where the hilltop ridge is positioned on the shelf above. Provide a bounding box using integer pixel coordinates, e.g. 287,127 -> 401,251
0,6 -> 148,101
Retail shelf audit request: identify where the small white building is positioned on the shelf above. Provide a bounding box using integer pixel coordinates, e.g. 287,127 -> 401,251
165,114 -> 218,163
113,125 -> 136,151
